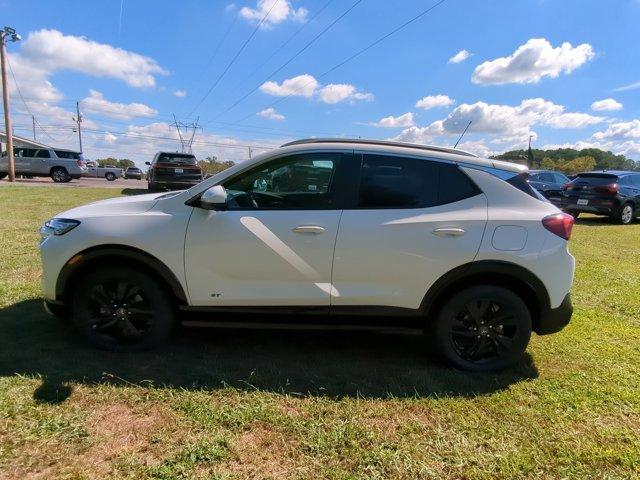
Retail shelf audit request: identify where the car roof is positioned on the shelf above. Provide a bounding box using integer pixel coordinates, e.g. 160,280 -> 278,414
580,170 -> 637,176
275,138 -> 527,174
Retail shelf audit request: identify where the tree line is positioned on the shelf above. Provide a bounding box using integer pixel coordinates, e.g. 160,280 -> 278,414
492,148 -> 639,174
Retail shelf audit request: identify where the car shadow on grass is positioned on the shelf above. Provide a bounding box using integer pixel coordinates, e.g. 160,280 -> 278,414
0,299 -> 538,403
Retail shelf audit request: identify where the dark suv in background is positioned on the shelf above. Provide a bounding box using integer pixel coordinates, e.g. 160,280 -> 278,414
146,152 -> 203,191
528,170 -> 571,207
563,171 -> 640,224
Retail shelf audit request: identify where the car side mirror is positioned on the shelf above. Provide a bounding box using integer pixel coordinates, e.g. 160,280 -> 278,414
145,161 -> 151,166
199,185 -> 228,210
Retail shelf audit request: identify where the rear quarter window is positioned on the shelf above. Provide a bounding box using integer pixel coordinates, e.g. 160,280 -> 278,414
507,173 -> 545,200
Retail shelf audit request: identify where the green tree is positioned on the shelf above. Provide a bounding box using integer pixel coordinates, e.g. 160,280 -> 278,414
95,158 -> 135,169
540,157 -> 561,170
198,156 -> 236,175
560,156 -> 596,175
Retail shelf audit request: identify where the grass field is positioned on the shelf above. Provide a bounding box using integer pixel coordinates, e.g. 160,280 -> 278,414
1,185 -> 639,479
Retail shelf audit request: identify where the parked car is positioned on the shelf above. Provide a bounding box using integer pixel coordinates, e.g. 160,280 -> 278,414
563,171 -> 640,224
527,169 -> 571,207
39,138 -> 575,371
0,147 -> 87,182
83,161 -> 123,181
124,166 -> 143,180
146,152 -> 203,191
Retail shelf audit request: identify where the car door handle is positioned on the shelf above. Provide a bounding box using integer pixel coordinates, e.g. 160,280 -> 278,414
293,225 -> 326,234
432,228 -> 465,237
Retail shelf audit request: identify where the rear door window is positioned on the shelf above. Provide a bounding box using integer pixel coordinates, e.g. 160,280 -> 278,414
356,155 -> 480,209
35,149 -> 51,158
54,150 -> 80,159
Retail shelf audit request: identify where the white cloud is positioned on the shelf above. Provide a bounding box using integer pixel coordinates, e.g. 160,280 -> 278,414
173,89 -> 187,98
240,0 -> 308,28
393,121 -> 444,144
260,74 -> 318,97
591,98 -> 622,111
81,90 -> 158,120
415,94 -> 454,110
104,132 -> 117,144
20,29 -> 167,88
318,84 -> 373,104
257,107 -> 285,121
394,98 -> 605,146
613,81 -> 640,92
593,119 -> 640,141
259,75 -> 372,104
543,112 -> 604,129
373,112 -> 415,128
472,38 -> 594,85
448,49 -> 471,64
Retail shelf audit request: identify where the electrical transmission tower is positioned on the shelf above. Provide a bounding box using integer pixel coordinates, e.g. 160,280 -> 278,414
172,114 -> 202,153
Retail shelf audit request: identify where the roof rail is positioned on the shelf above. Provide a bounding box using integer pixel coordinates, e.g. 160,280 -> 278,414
280,138 -> 478,157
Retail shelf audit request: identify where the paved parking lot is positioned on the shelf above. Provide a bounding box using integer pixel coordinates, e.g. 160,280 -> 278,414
0,177 -> 146,189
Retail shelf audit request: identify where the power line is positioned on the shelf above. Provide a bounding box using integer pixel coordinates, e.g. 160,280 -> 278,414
197,9 -> 240,80
187,0 -> 282,117
210,0 -> 337,119
5,54 -> 59,143
234,0 -> 448,124
208,0 -> 362,124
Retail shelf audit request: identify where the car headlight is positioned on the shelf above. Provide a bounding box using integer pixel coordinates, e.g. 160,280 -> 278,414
39,218 -> 81,241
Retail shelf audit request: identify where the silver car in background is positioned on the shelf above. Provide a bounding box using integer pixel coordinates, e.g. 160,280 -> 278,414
0,147 -> 87,182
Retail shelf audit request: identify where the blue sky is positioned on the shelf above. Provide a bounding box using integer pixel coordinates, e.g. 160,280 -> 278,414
3,0 -> 640,166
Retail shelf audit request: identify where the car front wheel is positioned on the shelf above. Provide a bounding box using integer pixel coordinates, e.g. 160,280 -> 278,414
105,172 -> 116,181
432,286 -> 532,372
72,266 -> 176,351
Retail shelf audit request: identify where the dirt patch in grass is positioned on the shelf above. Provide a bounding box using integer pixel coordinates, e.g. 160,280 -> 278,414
216,422 -> 301,479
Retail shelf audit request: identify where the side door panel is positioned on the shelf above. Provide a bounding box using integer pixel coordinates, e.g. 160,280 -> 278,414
332,195 -> 487,309
184,151 -> 354,307
331,154 -> 487,310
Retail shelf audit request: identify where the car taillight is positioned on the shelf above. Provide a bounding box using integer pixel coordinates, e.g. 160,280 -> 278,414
562,182 -> 573,191
594,183 -> 618,194
542,213 -> 574,240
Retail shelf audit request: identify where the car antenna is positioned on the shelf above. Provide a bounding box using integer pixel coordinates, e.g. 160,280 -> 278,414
454,121 -> 472,148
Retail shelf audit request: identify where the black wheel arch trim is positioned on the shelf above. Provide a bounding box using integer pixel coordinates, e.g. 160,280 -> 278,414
420,260 -> 553,333
56,245 -> 188,306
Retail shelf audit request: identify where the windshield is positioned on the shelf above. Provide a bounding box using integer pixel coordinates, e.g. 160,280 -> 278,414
156,153 -> 197,165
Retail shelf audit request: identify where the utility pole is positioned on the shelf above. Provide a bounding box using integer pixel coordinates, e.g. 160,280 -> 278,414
32,115 -> 36,141
248,146 -> 252,159
1,26 -> 21,182
73,101 -> 83,153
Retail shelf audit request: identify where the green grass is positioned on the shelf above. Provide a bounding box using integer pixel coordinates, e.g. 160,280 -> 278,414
0,184 -> 639,479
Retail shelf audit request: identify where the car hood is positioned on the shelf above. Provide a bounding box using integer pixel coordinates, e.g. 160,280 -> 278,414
58,191 -> 180,219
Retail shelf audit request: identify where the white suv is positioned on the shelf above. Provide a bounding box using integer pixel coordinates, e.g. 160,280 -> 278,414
39,139 -> 575,371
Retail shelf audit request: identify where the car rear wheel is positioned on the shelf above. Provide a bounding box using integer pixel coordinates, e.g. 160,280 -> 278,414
0,172 -> 7,180
614,203 -> 634,225
72,267 -> 176,351
148,182 -> 161,192
51,167 -> 70,183
105,172 -> 116,181
432,286 -> 532,372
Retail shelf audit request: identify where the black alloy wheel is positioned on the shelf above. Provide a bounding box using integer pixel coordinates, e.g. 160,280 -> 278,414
433,286 -> 531,372
73,267 -> 175,351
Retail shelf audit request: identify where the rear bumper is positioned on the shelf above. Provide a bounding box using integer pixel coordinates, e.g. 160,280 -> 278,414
536,293 -> 573,335
563,196 -> 620,215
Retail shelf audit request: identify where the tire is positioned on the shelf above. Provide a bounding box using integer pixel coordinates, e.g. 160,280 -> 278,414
432,286 -> 532,372
72,266 -> 176,351
51,167 -> 70,183
148,182 -> 160,192
0,172 -> 7,180
105,172 -> 116,181
613,203 -> 634,225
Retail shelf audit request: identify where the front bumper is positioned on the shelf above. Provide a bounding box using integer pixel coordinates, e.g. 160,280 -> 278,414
535,293 -> 573,335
